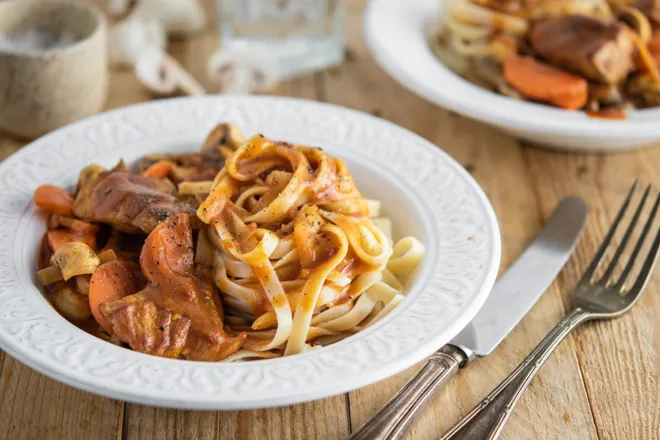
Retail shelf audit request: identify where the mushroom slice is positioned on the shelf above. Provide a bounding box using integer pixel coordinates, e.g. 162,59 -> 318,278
201,122 -> 245,159
52,242 -> 100,281
108,16 -> 166,67
207,47 -> 279,94
77,164 -> 105,192
135,47 -> 206,96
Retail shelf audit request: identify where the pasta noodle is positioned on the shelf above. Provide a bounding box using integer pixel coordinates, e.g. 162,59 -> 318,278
197,134 -> 426,360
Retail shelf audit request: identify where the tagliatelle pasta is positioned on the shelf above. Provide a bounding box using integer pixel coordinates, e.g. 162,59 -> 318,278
198,133 -> 425,360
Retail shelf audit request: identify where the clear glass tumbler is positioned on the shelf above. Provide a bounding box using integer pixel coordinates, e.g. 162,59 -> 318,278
217,0 -> 345,79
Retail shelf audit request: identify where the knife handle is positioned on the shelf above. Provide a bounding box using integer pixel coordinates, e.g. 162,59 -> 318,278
348,345 -> 467,440
440,309 -> 589,440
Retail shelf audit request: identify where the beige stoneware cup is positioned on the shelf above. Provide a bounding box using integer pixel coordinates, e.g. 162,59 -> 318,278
0,0 -> 108,139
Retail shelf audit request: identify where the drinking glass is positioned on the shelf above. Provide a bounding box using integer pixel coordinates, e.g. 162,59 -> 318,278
217,0 -> 345,79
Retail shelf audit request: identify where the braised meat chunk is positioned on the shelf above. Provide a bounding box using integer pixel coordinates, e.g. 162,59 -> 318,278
100,214 -> 246,361
531,15 -> 635,84
73,170 -> 196,234
101,295 -> 192,358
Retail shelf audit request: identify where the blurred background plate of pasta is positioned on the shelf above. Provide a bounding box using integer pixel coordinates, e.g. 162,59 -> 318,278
0,95 -> 499,410
365,0 -> 660,152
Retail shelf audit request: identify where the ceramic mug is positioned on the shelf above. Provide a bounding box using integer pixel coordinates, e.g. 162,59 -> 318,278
0,0 -> 108,139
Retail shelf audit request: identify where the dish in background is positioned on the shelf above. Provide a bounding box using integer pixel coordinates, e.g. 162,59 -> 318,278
365,0 -> 660,152
433,0 -> 660,116
34,123 -> 425,362
0,96 -> 499,409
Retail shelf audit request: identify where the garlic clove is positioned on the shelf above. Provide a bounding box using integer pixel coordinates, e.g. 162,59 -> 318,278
207,47 -> 279,94
134,0 -> 207,36
136,47 -> 206,96
108,16 -> 166,67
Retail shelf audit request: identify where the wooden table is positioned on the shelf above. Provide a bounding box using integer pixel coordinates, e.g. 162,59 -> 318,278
1,1 -> 659,439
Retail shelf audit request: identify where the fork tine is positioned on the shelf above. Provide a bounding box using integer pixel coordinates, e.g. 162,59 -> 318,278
599,185 -> 650,285
628,198 -> 660,296
580,181 -> 638,284
615,191 -> 660,290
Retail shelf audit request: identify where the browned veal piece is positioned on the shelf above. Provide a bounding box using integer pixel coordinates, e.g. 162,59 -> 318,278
73,169 -> 197,234
530,15 -> 635,84
101,214 -> 246,361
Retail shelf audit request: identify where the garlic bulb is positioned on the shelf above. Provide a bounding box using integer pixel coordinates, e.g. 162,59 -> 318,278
135,47 -> 206,96
207,47 -> 279,94
134,0 -> 207,36
108,16 -> 166,67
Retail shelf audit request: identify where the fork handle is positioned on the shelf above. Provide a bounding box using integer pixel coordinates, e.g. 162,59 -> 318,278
348,345 -> 468,440
441,308 -> 591,440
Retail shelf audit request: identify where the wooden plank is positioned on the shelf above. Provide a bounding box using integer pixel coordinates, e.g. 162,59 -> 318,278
523,147 -> 660,439
125,398 -> 349,440
0,355 -> 124,440
321,1 -> 600,438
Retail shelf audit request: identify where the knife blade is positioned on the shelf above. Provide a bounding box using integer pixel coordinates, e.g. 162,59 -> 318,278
348,196 -> 587,440
451,196 -> 587,357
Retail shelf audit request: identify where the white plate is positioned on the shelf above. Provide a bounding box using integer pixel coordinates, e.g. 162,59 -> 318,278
0,95 -> 500,409
365,0 -> 660,152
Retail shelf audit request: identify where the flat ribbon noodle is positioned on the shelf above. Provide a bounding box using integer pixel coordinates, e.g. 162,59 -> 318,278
197,134 -> 419,358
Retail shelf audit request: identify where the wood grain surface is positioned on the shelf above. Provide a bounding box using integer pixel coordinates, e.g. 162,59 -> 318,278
0,1 -> 658,439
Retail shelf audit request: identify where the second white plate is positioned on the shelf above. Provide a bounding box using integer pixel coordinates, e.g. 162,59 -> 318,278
365,0 -> 660,152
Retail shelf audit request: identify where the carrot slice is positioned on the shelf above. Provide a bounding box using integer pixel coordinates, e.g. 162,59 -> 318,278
47,229 -> 97,252
504,56 -> 588,110
89,260 -> 142,334
140,213 -> 194,285
143,160 -> 176,179
34,185 -> 75,216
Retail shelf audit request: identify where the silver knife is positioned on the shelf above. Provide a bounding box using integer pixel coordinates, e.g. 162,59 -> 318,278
348,196 -> 587,440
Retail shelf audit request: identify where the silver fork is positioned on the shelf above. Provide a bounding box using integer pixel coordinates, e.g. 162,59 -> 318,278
441,182 -> 660,440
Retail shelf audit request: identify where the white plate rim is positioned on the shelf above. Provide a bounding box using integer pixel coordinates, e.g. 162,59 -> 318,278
0,95 -> 500,409
364,0 -> 660,140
